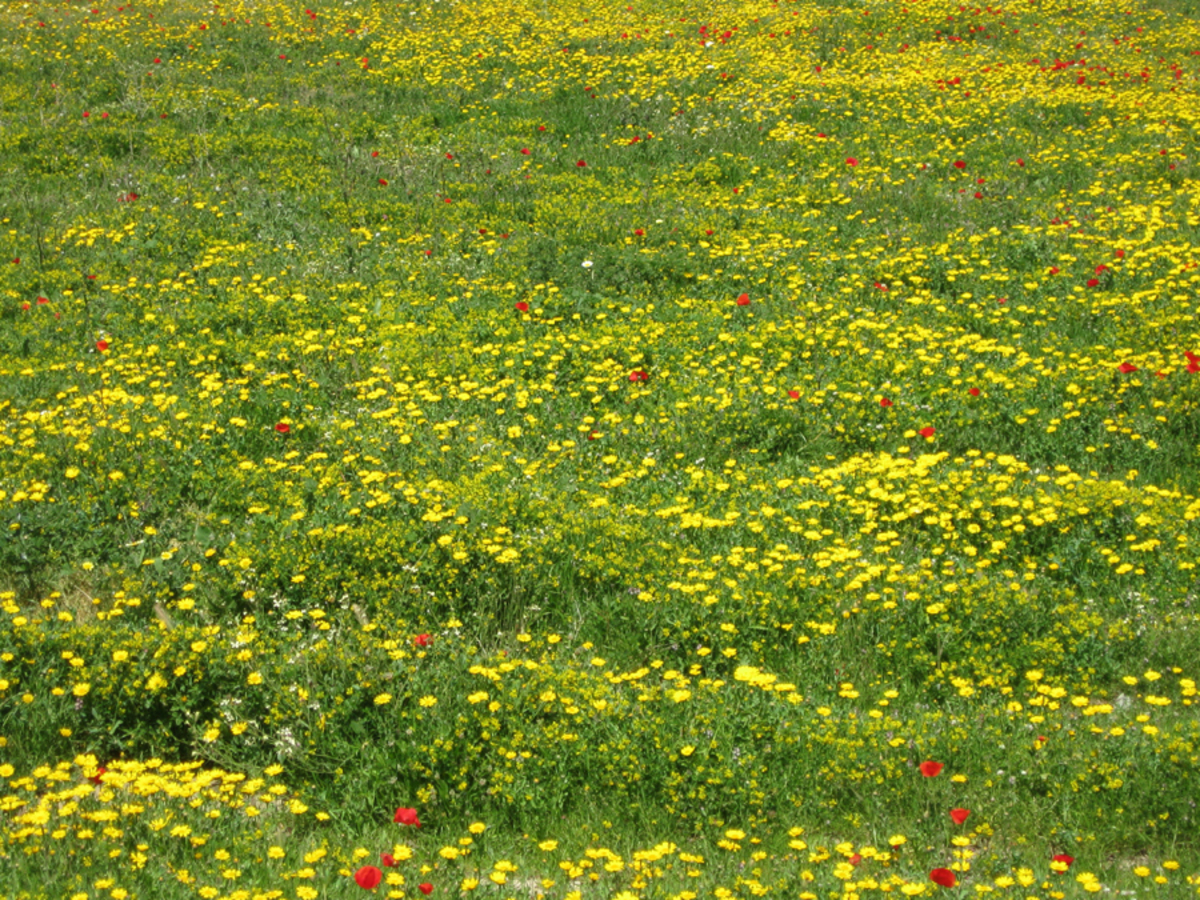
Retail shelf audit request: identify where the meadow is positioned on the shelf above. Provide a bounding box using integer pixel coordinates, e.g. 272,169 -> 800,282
2,0 -> 1200,896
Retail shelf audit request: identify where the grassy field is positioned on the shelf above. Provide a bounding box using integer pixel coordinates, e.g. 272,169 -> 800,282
2,0 -> 1200,896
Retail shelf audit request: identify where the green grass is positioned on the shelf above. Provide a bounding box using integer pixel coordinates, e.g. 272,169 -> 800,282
2,0 -> 1200,897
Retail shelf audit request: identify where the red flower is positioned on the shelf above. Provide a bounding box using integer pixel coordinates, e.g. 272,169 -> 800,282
879,397 -> 893,408
848,853 -> 862,865
1017,157 -> 1025,166
919,760 -> 944,777
394,807 -> 421,826
414,633 -> 432,648
974,191 -> 983,199
1117,362 -> 1138,374
1048,266 -> 1059,275
378,178 -> 388,186
88,766 -> 107,785
953,159 -> 966,169
515,301 -> 529,312
1086,277 -> 1099,288
949,808 -> 970,825
968,387 -> 980,397
846,157 -> 858,167
153,57 -> 161,64
419,885 -> 434,896
37,296 -> 49,305
1051,854 -> 1074,870
96,340 -> 109,353
930,868 -> 957,888
919,426 -> 936,438
1185,351 -> 1200,373
274,423 -> 290,434
355,866 -> 383,889
628,369 -> 649,383
736,293 -> 750,306
381,853 -> 397,867
521,147 -> 530,155
788,390 -> 800,400
445,152 -> 454,160
576,159 -> 587,167
372,151 -> 379,157
634,228 -> 644,237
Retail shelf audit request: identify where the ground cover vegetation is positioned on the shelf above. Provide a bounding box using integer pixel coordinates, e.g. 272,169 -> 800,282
1,0 -> 1200,896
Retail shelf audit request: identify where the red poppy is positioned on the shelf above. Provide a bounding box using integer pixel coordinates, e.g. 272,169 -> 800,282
37,296 -> 49,305
88,766 -> 107,785
381,853 -> 397,867
974,191 -> 983,199
919,426 -> 936,438
628,369 -> 649,383
930,868 -> 957,887
968,387 -> 980,397
1051,854 -> 1075,872
576,159 -> 587,167
96,340 -> 109,353
949,808 -> 970,825
919,760 -> 944,777
372,151 -> 379,157
355,866 -> 383,889
414,633 -> 432,648
736,293 -> 750,306
521,147 -> 530,155
788,390 -> 800,400
445,152 -> 454,160
848,853 -> 862,866
879,397 -> 893,408
953,159 -> 966,169
274,423 -> 290,434
419,885 -> 434,896
394,807 -> 421,826
1117,362 -> 1138,374
378,178 -> 388,186
1086,278 -> 1099,288
1186,351 -> 1200,373
1017,157 -> 1025,166
515,301 -> 529,312
153,57 -> 161,63
846,157 -> 858,167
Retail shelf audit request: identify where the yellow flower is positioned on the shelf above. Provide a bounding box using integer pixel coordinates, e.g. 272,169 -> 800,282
538,840 -> 558,851
468,822 -> 487,834
374,693 -> 393,705
680,745 -> 695,757
247,672 -> 263,685
418,695 -> 437,707
72,683 -> 90,698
